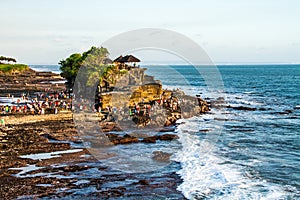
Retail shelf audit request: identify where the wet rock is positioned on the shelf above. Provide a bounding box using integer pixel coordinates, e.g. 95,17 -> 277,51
227,105 -> 257,111
132,115 -> 151,126
214,117 -> 230,121
117,136 -> 139,145
137,179 -> 149,185
129,132 -> 149,138
152,151 -> 172,162
100,122 -> 122,132
158,134 -> 179,141
164,119 -> 172,127
92,187 -> 126,198
142,136 -> 157,143
258,107 -> 271,111
199,129 -> 211,132
159,127 -> 176,132
164,115 -> 178,126
0,112 -> 187,200
59,165 -> 90,173
198,97 -> 211,113
104,133 -> 139,145
0,67 -> 65,94
105,133 -> 120,141
0,123 -> 72,169
277,110 -> 293,115
90,138 -> 114,147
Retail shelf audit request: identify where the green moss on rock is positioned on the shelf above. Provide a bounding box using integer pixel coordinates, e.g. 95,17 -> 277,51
0,64 -> 29,74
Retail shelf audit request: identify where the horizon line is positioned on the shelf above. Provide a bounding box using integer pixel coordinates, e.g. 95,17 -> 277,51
28,62 -> 300,66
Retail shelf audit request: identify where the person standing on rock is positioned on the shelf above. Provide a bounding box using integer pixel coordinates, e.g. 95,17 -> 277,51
136,104 -> 140,114
41,107 -> 45,115
5,105 -> 9,113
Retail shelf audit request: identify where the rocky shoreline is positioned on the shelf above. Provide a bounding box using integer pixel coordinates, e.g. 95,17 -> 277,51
0,112 -> 186,199
0,66 -> 209,199
0,68 -> 65,95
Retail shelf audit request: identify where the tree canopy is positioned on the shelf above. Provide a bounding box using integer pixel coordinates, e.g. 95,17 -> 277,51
59,46 -> 111,89
0,56 -> 17,64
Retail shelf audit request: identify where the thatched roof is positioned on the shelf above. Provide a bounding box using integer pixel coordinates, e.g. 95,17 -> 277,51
113,55 -> 123,62
123,55 -> 140,62
113,55 -> 140,63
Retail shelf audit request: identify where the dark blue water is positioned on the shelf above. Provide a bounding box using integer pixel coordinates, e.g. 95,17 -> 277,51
35,64 -> 300,199
223,66 -> 299,190
146,64 -> 300,199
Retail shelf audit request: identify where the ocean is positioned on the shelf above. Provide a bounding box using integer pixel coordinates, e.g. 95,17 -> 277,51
30,64 -> 300,199
30,65 -> 61,74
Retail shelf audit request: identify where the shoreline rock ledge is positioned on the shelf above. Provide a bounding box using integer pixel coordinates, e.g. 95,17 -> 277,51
0,67 -> 65,95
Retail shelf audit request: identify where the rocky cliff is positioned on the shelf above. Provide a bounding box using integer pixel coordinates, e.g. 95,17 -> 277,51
96,67 -> 210,128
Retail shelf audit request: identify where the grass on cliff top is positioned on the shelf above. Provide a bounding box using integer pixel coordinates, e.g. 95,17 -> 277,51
0,64 -> 29,73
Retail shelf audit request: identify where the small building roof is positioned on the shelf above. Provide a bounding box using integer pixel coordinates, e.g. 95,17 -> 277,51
122,55 -> 140,62
113,55 -> 123,62
113,55 -> 140,63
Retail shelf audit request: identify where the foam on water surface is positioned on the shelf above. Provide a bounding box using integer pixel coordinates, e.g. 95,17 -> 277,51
19,149 -> 83,160
173,118 -> 295,199
9,165 -> 43,177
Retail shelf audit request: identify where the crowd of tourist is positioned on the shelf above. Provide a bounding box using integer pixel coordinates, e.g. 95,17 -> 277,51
0,91 -> 72,115
1,89 -> 188,121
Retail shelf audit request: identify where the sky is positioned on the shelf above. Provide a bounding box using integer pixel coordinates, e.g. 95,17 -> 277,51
1,0 -> 300,65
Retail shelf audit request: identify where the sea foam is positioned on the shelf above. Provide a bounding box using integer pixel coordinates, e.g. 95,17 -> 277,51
172,117 -> 291,200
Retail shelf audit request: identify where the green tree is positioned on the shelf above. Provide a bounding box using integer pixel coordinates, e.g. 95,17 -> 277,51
0,56 -> 17,64
59,53 -> 83,88
82,47 -> 113,89
59,46 -> 110,89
